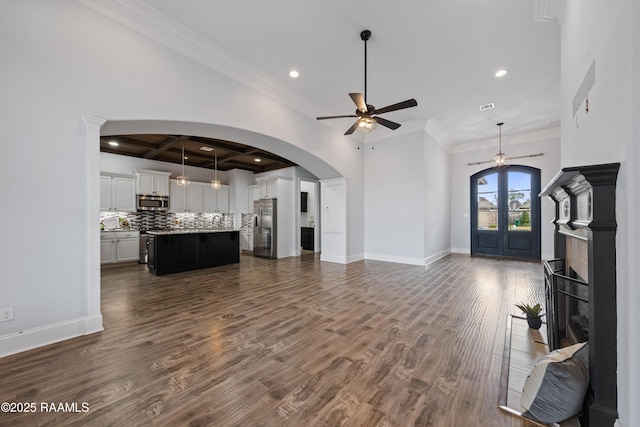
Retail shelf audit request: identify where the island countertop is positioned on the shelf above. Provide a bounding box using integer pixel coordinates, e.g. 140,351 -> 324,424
147,228 -> 240,235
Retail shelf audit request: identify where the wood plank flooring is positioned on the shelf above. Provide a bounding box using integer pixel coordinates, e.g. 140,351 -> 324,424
0,254 -> 546,426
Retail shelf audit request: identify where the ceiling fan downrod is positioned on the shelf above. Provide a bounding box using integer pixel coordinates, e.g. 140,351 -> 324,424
361,30 -> 371,108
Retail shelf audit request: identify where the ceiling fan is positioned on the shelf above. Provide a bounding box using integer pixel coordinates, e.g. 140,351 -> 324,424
316,30 -> 418,135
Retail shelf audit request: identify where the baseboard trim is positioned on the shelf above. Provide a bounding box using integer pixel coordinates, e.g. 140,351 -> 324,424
450,247 -> 471,254
424,249 -> 451,266
320,253 -> 348,264
0,314 -> 104,358
364,252 -> 425,266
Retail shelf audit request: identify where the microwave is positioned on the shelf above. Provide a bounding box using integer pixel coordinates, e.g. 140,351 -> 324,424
137,194 -> 169,212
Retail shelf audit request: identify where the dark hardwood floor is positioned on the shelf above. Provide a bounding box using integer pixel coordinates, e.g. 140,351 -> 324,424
0,254 -> 545,426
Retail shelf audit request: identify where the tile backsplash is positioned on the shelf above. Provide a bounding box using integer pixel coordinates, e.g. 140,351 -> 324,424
100,211 -> 234,230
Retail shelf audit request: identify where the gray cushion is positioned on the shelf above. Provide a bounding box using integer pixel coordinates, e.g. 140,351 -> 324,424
521,342 -> 589,423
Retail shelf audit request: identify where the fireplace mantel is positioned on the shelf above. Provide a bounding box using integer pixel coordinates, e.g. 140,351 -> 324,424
539,162 -> 619,426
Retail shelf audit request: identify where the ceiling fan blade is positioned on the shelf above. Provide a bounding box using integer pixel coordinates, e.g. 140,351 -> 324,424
344,121 -> 359,135
373,99 -> 418,115
349,93 -> 368,113
374,116 -> 401,130
317,115 -> 359,120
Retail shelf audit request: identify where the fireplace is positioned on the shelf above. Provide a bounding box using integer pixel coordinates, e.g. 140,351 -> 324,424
539,163 -> 619,426
544,259 -> 589,349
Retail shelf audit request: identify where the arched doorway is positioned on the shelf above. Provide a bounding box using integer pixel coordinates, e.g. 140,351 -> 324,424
470,165 -> 541,259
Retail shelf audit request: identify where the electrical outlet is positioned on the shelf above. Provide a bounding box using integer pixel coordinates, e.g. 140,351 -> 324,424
0,307 -> 14,322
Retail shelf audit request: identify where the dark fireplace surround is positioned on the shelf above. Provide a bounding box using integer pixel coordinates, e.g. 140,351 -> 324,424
540,163 -> 619,426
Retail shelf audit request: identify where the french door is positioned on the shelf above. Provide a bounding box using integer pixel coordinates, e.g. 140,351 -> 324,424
470,166 -> 541,259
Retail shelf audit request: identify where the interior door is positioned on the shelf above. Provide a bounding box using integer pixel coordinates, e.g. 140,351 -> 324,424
470,166 -> 541,259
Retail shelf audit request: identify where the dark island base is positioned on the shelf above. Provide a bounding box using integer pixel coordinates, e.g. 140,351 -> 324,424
148,231 -> 240,276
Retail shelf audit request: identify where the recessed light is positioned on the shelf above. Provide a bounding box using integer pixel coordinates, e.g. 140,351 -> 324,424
254,158 -> 262,162
200,146 -> 214,152
495,69 -> 508,77
108,141 -> 119,147
289,70 -> 299,78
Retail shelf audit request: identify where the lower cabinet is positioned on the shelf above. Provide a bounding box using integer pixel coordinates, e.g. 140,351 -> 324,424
240,230 -> 253,252
101,231 -> 140,264
301,227 -> 314,251
149,231 -> 239,275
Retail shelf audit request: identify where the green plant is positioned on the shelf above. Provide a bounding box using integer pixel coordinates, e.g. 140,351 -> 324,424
515,302 -> 544,318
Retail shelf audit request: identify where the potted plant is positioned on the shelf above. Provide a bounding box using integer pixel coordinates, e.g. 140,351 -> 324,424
515,302 -> 544,329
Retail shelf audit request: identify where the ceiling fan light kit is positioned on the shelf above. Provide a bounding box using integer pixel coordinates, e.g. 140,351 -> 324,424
316,30 -> 418,135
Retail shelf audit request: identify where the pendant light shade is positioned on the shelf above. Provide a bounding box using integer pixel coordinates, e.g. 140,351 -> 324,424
211,149 -> 220,189
490,122 -> 511,169
177,144 -> 189,186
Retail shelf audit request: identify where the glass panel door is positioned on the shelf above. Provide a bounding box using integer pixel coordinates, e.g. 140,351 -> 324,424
507,171 -> 532,232
477,173 -> 499,231
471,166 -> 541,260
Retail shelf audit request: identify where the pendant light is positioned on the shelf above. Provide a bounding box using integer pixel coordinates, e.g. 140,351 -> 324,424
211,149 -> 220,189
177,144 -> 189,186
490,122 -> 511,169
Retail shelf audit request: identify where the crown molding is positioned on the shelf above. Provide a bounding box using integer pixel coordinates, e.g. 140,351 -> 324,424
424,117 -> 454,151
75,0 -> 332,121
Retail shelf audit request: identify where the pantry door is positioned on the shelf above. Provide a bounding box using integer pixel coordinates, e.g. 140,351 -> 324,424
470,166 -> 541,260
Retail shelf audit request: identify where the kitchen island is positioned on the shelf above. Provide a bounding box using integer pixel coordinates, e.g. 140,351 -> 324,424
147,229 -> 240,276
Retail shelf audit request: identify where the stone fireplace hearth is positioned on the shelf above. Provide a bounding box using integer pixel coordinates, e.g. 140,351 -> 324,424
540,163 -> 620,426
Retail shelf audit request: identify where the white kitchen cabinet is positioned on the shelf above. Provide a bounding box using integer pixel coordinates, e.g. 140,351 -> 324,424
101,231 -> 140,264
133,169 -> 171,196
100,174 -> 136,212
169,180 -> 187,212
100,232 -> 116,263
240,230 -> 253,252
203,184 -> 230,213
256,177 -> 278,199
170,180 -> 211,213
248,185 -> 258,207
216,186 -> 229,212
170,180 -> 229,213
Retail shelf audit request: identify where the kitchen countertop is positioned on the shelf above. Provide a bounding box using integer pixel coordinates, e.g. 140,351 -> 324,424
147,228 -> 239,235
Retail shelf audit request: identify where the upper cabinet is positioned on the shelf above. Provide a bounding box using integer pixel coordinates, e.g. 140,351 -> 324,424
100,174 -> 136,212
170,180 -> 229,213
248,185 -> 259,207
256,177 -> 279,199
206,185 -> 229,213
133,169 -> 171,196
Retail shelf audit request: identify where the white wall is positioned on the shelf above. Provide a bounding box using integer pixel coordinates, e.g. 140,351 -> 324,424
449,128 -> 561,259
0,0 -> 363,355
561,0 -> 639,424
424,131 -> 451,264
364,128 -> 426,265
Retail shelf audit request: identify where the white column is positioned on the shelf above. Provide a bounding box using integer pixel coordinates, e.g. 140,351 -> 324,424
83,115 -> 106,333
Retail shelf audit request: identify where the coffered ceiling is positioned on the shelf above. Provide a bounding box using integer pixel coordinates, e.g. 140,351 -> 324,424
90,0 -> 562,170
100,134 -> 297,174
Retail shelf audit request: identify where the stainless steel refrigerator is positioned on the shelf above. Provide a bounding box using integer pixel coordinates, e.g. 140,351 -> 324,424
253,198 -> 277,258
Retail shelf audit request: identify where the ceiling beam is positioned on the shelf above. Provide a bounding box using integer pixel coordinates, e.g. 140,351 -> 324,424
143,135 -> 190,159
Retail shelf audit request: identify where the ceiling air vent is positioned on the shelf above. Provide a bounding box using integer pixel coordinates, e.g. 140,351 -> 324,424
199,146 -> 214,152
479,103 -> 495,111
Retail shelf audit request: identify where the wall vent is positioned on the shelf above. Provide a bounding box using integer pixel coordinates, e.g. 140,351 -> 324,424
479,103 -> 495,111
